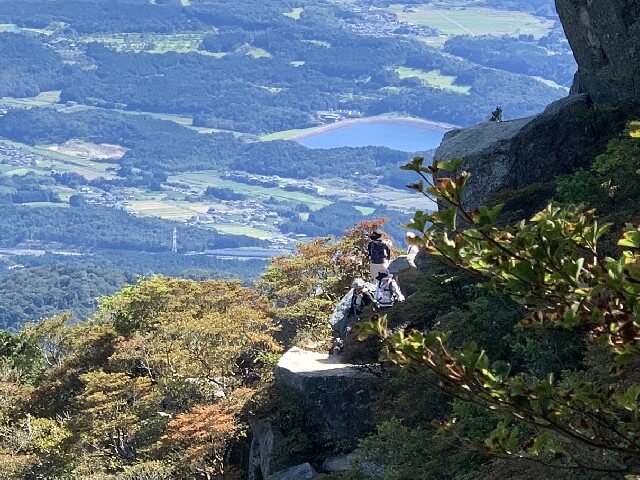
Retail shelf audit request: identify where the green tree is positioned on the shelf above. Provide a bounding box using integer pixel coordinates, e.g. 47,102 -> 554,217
260,218 -> 387,345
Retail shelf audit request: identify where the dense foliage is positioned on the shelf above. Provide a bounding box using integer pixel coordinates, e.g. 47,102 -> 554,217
359,141 -> 640,476
0,203 -> 259,252
0,265 -> 133,330
0,34 -> 66,97
0,277 -> 279,479
260,218 -> 387,345
444,33 -> 576,87
0,0 -> 202,33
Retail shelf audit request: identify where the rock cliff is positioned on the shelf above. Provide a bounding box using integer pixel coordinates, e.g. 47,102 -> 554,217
434,0 -> 639,208
434,94 -> 614,209
249,348 -> 379,479
557,0 -> 640,108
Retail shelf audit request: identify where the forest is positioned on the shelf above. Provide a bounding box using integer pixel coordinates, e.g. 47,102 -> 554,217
0,203 -> 262,253
444,32 -> 577,87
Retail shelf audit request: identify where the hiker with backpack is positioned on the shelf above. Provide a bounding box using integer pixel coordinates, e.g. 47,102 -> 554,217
367,231 -> 391,281
334,278 -> 376,340
405,232 -> 420,267
375,268 -> 405,309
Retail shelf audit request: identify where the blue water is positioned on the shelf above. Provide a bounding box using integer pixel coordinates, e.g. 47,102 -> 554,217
298,120 -> 448,152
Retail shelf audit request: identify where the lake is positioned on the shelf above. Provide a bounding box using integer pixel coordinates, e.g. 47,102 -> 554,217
297,119 -> 450,152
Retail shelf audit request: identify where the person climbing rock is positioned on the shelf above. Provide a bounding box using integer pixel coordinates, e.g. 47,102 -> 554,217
344,278 -> 375,337
331,279 -> 376,355
367,231 -> 391,281
375,268 -> 405,309
405,231 -> 420,267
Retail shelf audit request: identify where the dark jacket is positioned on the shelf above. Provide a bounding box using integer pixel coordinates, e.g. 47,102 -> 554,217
367,240 -> 391,264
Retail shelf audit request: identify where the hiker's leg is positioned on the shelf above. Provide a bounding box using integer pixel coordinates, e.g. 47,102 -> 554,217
370,263 -> 384,280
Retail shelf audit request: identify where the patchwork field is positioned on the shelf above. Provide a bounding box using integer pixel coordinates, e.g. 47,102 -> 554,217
82,32 -> 214,55
1,90 -> 61,108
171,171 -> 332,210
0,140 -> 119,180
389,5 -> 554,38
395,67 -> 471,94
125,199 -> 210,221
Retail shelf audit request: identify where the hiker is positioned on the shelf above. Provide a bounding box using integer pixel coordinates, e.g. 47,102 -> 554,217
343,278 -> 375,337
405,232 -> 420,267
332,278 -> 376,355
375,268 -> 405,309
367,231 -> 391,281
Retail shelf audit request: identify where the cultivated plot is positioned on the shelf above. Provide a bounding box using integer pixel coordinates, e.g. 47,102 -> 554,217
395,66 -> 471,94
389,5 -> 554,38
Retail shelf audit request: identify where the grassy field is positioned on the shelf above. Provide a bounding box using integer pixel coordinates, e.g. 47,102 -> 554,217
389,5 -> 554,38
354,206 -> 376,215
124,197 -> 213,221
417,35 -> 449,49
1,90 -> 62,108
304,39 -> 331,48
0,24 -> 19,32
395,66 -> 471,94
207,223 -> 277,240
170,171 -> 332,210
283,7 -> 304,20
21,202 -> 70,208
246,46 -> 272,59
260,127 -> 317,141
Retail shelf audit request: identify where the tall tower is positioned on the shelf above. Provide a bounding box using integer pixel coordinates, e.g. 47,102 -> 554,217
172,227 -> 178,254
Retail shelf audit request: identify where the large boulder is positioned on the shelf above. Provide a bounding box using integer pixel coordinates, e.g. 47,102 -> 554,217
274,347 -> 378,447
248,425 -> 286,480
556,0 -> 640,109
322,453 -> 384,478
434,94 -> 611,209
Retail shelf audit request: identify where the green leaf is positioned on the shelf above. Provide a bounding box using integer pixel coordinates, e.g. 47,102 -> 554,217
438,158 -> 463,172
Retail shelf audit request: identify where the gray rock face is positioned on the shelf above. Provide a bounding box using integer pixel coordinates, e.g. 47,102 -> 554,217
322,453 -> 384,478
274,347 -> 378,446
556,0 -> 640,108
322,453 -> 360,472
268,462 -> 317,480
248,426 -> 285,480
388,256 -> 414,275
434,94 -> 599,208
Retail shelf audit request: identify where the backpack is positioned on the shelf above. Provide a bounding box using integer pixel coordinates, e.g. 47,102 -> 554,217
376,278 -> 396,307
369,241 -> 389,264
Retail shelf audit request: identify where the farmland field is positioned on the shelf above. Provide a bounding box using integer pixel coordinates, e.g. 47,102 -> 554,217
171,171 -> 332,210
1,90 -> 61,108
0,140 -> 119,180
389,5 -> 554,38
395,67 -> 471,94
125,199 -> 211,221
82,32 -> 214,55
